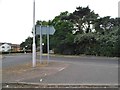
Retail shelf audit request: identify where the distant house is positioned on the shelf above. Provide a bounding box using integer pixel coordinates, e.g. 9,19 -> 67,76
11,44 -> 20,52
0,43 -> 11,52
0,42 -> 20,52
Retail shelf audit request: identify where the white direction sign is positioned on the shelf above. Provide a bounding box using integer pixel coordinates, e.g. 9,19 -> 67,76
36,25 -> 55,35
35,25 -> 56,64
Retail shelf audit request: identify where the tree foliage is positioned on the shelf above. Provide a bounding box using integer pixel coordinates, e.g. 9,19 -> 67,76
20,6 -> 120,57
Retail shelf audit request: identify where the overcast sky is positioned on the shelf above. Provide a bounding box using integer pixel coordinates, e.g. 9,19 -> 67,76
0,0 -> 119,44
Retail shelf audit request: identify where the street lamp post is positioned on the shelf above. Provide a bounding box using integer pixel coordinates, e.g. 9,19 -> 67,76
32,0 -> 36,67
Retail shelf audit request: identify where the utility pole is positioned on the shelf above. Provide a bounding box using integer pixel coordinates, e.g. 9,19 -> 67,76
32,0 -> 36,67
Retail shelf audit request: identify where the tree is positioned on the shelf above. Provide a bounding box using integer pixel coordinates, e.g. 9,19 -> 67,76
20,6 -> 119,57
94,16 -> 116,34
50,11 -> 75,54
74,33 -> 97,55
20,37 -> 33,51
66,6 -> 99,34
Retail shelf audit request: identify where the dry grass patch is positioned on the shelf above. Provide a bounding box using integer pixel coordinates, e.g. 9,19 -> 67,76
3,61 -> 51,74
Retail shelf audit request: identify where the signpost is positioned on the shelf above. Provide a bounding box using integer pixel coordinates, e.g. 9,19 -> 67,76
36,25 -> 55,64
32,0 -> 55,67
36,26 -> 55,35
47,26 -> 50,64
39,26 -> 42,64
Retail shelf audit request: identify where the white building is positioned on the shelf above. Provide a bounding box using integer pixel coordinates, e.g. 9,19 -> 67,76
0,43 -> 11,52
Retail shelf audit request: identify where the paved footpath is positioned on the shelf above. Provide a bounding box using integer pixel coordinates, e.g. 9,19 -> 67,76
3,61 -> 69,83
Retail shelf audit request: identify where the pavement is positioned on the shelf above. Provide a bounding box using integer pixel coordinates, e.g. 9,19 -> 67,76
3,60 -> 69,83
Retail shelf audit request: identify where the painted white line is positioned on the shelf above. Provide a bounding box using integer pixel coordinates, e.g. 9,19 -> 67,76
39,79 -> 43,82
59,68 -> 65,71
6,85 -> 9,88
44,73 -> 47,76
16,78 -> 25,82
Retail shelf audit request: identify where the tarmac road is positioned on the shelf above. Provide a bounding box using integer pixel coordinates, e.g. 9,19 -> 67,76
2,53 -> 118,85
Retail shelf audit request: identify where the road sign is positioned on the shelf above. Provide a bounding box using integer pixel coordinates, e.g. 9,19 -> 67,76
35,25 -> 56,64
36,25 -> 55,35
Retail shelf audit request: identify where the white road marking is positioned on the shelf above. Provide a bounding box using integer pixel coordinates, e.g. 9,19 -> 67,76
6,85 -> 9,88
59,68 -> 65,71
44,73 -> 47,76
16,78 -> 25,82
40,79 -> 43,82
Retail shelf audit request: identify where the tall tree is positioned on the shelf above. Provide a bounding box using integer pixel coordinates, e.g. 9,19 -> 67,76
94,16 -> 116,34
67,6 -> 98,34
20,37 -> 33,51
50,11 -> 75,54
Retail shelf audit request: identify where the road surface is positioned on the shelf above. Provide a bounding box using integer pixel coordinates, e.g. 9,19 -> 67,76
2,54 -> 118,85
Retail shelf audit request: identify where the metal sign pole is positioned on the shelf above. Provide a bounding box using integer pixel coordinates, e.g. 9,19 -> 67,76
32,0 -> 36,67
40,26 -> 42,64
47,26 -> 50,64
